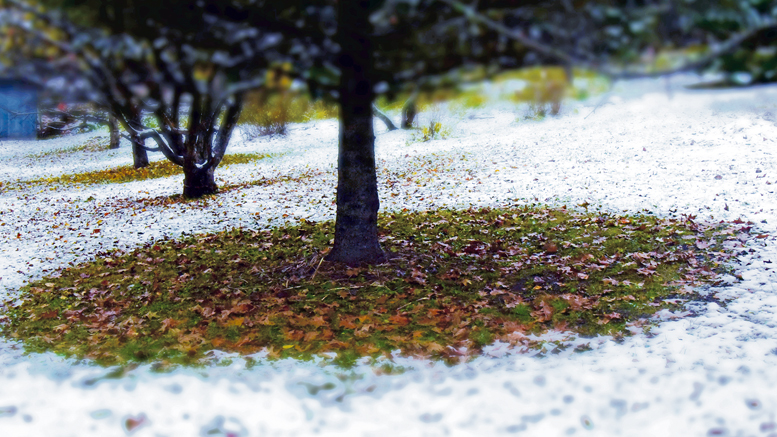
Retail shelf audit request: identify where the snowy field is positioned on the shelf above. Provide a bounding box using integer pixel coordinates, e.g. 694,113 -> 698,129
0,74 -> 776,436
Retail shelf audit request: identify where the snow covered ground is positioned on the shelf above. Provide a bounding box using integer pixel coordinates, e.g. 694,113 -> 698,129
0,74 -> 776,436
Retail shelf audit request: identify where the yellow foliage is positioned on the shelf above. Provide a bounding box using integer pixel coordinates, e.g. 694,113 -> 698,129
19,153 -> 270,188
410,120 -> 452,144
516,79 -> 567,118
240,88 -> 338,139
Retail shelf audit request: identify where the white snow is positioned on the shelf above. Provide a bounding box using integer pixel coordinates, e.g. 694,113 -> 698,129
0,74 -> 776,436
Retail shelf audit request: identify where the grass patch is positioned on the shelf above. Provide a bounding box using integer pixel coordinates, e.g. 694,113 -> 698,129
239,90 -> 339,134
406,104 -> 455,144
14,153 -> 276,188
495,66 -> 610,110
24,136 -> 112,159
0,206 -> 748,369
97,167 -> 323,211
374,65 -> 609,124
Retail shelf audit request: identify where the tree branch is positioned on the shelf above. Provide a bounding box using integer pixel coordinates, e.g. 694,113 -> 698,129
372,104 -> 397,131
440,0 -> 777,80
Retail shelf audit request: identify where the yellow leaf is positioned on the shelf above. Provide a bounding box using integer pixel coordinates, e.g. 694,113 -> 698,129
226,317 -> 244,327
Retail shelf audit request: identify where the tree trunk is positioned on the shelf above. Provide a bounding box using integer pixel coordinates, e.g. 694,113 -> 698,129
108,114 -> 120,149
126,107 -> 148,168
401,91 -> 418,129
183,164 -> 217,198
326,0 -> 385,266
131,136 -> 149,168
563,62 -> 574,85
128,111 -> 149,168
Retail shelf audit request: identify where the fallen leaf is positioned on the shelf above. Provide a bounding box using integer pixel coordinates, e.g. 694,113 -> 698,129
338,318 -> 356,329
225,317 -> 244,327
388,314 -> 409,326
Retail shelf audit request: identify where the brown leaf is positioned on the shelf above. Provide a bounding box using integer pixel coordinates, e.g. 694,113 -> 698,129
597,312 -> 622,325
425,342 -> 445,353
319,329 -> 334,340
439,268 -> 462,280
530,301 -> 553,322
354,324 -> 373,338
159,318 -> 179,332
309,315 -> 327,328
637,268 -> 657,276
408,269 -> 427,285
285,330 -> 304,341
326,339 -> 350,349
602,277 -> 619,285
39,310 -> 58,319
561,294 -> 593,311
388,314 -> 409,326
338,318 -> 356,329
231,300 -> 253,314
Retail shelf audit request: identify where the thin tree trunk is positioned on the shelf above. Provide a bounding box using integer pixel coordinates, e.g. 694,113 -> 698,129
108,114 -> 120,149
563,62 -> 574,85
129,111 -> 149,168
401,88 -> 419,129
326,0 -> 385,266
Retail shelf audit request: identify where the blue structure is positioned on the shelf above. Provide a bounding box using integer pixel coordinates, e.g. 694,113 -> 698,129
0,79 -> 39,139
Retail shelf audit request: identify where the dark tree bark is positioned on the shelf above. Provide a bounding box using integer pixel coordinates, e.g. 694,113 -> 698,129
181,93 -> 242,198
128,111 -> 149,169
326,0 -> 386,266
108,114 -> 120,149
183,166 -> 217,198
130,135 -> 149,168
401,88 -> 419,129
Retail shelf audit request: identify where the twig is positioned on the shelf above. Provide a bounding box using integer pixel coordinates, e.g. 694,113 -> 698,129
584,90 -> 612,120
397,296 -> 429,311
310,257 -> 325,280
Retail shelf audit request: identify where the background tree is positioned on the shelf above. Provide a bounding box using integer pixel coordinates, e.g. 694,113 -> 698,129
0,0 -> 331,195
0,2 -> 149,162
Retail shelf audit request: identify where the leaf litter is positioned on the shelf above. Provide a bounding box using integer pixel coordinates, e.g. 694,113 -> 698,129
1,205 -> 750,368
